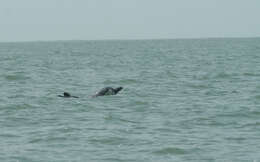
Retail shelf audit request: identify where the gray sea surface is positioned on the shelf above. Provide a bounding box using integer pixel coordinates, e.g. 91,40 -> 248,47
0,38 -> 260,162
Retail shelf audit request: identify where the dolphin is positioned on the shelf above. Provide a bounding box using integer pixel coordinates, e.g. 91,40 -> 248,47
92,87 -> 123,97
58,92 -> 79,98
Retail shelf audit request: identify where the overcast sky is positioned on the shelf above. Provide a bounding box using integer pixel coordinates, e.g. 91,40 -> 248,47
0,0 -> 260,42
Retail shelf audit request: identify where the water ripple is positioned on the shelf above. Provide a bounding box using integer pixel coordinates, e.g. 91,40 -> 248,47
153,147 -> 188,155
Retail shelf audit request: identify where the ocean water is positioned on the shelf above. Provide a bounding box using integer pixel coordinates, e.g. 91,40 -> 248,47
0,38 -> 260,162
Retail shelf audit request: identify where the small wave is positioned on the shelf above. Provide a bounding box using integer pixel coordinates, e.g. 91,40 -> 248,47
187,83 -> 210,89
224,137 -> 246,141
118,118 -> 139,124
101,158 -> 126,162
45,136 -> 68,142
249,111 -> 260,116
192,73 -> 210,80
128,100 -> 150,106
3,103 -> 35,111
153,147 -> 187,155
89,137 -> 127,145
103,78 -> 139,85
213,72 -> 234,79
0,133 -> 20,138
125,100 -> 150,112
254,95 -> 260,99
103,79 -> 116,84
204,89 -> 229,96
243,72 -> 260,77
104,114 -> 139,124
55,127 -> 82,133
4,74 -> 30,81
241,122 -> 260,128
118,78 -> 139,84
217,112 -> 249,118
28,138 -> 42,144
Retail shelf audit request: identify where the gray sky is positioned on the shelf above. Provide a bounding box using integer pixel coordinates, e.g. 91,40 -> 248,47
1,0 -> 260,42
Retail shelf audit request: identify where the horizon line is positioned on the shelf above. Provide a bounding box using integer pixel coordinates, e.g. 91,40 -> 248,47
0,36 -> 260,43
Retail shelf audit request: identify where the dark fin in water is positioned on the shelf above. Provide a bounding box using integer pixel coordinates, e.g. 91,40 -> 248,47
58,92 -> 79,98
63,92 -> 71,97
114,87 -> 123,94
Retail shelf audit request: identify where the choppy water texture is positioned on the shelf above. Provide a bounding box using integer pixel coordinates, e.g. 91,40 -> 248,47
1,38 -> 260,162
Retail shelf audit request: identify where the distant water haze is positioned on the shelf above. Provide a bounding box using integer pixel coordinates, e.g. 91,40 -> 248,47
1,0 -> 260,42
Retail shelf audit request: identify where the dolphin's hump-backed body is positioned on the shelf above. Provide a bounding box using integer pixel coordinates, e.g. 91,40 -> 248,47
93,87 -> 123,97
98,87 -> 116,95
